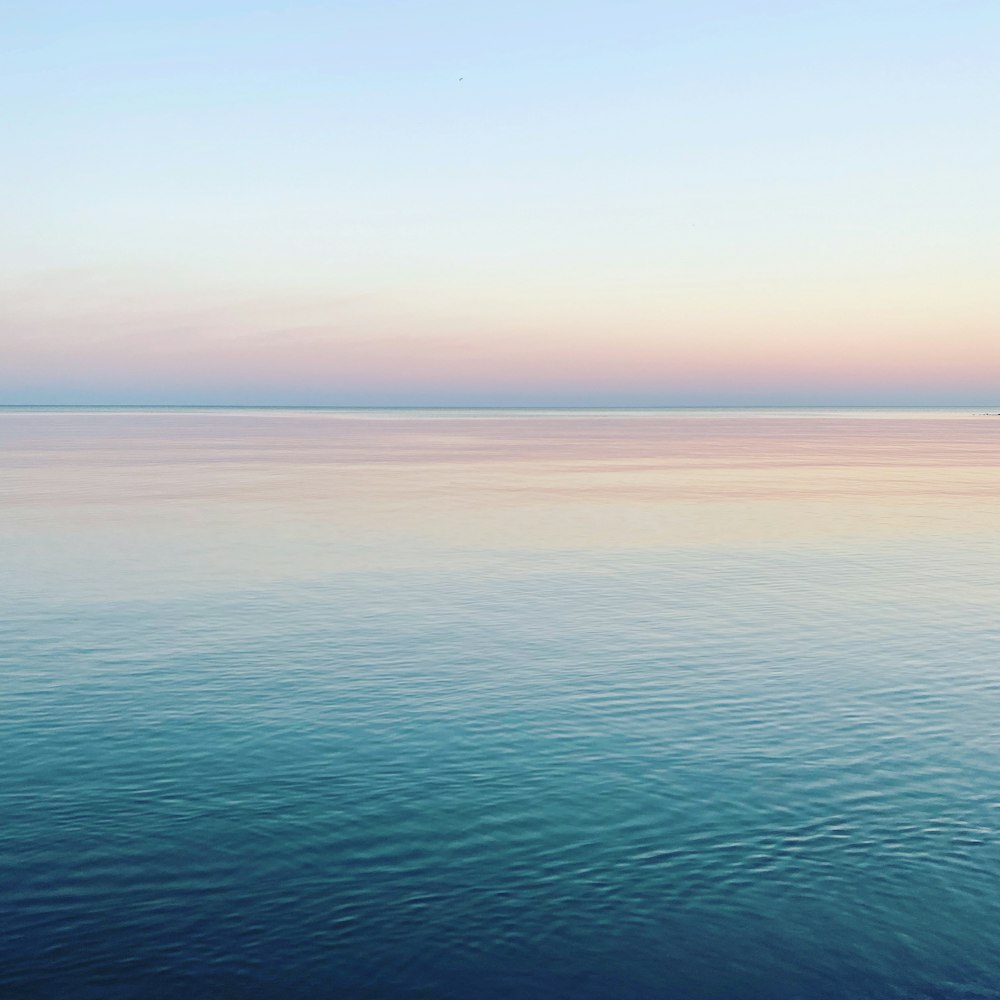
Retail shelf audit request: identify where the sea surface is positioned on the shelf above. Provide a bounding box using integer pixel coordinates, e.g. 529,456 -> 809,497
2,407 -> 1000,1000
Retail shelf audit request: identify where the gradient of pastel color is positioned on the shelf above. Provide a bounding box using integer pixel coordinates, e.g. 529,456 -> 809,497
3,1 -> 998,405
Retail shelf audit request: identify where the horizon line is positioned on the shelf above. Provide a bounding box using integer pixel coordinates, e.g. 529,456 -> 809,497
1,403 -> 996,411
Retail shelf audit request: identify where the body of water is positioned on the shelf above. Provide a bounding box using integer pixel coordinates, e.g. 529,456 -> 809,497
2,408 -> 1000,999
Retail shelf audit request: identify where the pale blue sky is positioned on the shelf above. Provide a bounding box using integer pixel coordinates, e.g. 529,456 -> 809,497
3,1 -> 998,404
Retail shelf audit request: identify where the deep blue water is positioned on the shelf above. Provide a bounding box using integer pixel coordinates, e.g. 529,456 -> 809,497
2,409 -> 1000,999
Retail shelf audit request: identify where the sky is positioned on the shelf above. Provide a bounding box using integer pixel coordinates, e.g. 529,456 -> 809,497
2,0 -> 998,405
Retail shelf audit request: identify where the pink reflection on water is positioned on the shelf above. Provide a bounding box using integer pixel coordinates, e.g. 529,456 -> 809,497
3,408 -> 999,469
2,410 -> 999,593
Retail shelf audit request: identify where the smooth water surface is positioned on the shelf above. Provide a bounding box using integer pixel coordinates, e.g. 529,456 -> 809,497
2,408 -> 1000,999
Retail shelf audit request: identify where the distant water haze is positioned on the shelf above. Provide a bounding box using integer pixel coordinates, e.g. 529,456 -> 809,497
3,408 -> 1000,998
4,408 -> 1000,595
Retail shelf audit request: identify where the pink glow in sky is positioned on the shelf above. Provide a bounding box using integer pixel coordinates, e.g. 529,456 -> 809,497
3,1 -> 998,404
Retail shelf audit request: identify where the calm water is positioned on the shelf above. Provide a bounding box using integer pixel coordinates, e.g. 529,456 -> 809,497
2,408 -> 1000,999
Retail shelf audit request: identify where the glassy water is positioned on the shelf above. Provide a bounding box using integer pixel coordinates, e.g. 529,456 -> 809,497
2,408 -> 1000,999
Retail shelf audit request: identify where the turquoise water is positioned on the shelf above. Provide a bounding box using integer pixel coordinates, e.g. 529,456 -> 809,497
2,408 -> 1000,999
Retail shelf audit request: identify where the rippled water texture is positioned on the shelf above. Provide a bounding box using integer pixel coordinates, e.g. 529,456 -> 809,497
2,408 -> 1000,999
